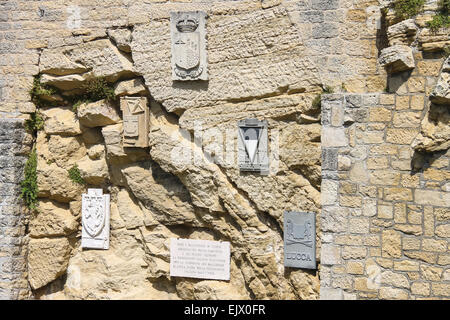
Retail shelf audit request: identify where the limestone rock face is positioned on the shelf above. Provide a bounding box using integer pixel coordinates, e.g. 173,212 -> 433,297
114,78 -> 147,96
418,28 -> 450,52
42,229 -> 178,300
29,200 -> 78,238
28,238 -> 71,290
40,39 -> 135,82
28,3 -> 324,301
107,28 -> 132,53
37,161 -> 85,203
41,107 -> 82,136
430,57 -> 450,105
77,99 -> 121,128
412,104 -> 450,152
379,45 -> 415,73
121,163 -> 198,226
101,123 -> 150,164
387,19 -> 418,46
131,6 -> 320,113
77,155 -> 109,185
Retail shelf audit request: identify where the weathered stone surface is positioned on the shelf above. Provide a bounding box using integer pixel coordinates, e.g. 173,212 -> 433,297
121,163 -> 197,226
132,7 -> 320,113
77,156 -> 109,185
28,238 -> 71,290
40,39 -> 135,83
29,200 -> 78,238
77,99 -> 121,128
41,107 -> 82,136
387,19 -> 418,46
430,57 -> 450,105
101,123 -> 150,164
116,189 -> 145,229
50,229 -> 178,300
412,104 -> 450,152
378,45 -> 415,73
114,78 -> 147,96
418,28 -> 450,52
107,28 -> 132,53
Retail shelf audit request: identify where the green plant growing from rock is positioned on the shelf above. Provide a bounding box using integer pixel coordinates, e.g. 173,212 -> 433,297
393,0 -> 426,20
68,164 -> 86,185
426,0 -> 450,31
24,112 -> 44,135
312,85 -> 334,109
20,147 -> 38,211
70,77 -> 116,112
29,75 -> 59,108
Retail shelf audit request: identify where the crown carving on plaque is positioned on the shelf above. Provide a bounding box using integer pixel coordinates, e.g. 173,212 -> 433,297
176,17 -> 199,32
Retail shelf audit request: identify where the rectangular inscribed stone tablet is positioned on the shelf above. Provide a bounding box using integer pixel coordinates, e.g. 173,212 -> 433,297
284,211 -> 316,269
170,238 -> 230,280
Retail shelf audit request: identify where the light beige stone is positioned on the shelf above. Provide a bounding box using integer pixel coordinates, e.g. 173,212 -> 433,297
28,238 -> 71,290
29,200 -> 78,238
77,99 -> 121,128
382,230 -> 401,258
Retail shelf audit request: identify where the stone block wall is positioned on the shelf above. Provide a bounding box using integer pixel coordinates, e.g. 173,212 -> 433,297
320,92 -> 449,300
0,118 -> 31,300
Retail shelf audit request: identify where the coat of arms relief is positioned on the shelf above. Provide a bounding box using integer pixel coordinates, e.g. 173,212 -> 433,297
170,11 -> 208,81
120,96 -> 149,148
81,189 -> 110,250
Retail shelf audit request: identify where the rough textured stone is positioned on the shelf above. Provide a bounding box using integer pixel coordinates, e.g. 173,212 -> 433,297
29,200 -> 78,238
77,99 -> 121,128
40,39 -> 135,83
107,28 -> 132,53
378,45 -> 415,73
28,238 -> 71,290
429,57 -> 450,105
114,78 -> 147,96
41,107 -> 82,136
387,19 -> 418,46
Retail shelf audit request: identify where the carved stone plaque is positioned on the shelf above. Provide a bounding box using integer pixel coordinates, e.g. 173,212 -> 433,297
237,119 -> 269,172
284,211 -> 316,269
170,11 -> 208,81
81,189 -> 110,250
120,96 -> 149,148
170,238 -> 230,280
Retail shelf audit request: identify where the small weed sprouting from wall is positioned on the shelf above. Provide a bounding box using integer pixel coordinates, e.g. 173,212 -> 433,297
29,75 -> 59,108
20,147 -> 38,211
312,85 -> 334,109
68,164 -> 86,185
70,77 -> 116,112
426,0 -> 450,31
24,112 -> 44,136
393,0 -> 426,20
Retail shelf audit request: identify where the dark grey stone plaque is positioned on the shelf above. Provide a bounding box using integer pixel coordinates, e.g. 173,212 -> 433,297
284,211 -> 316,269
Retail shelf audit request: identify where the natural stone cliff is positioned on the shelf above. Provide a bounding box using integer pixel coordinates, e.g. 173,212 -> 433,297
0,0 -> 448,300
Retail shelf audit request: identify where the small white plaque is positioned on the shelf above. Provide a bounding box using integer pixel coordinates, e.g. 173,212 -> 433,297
170,238 -> 230,280
81,189 -> 110,250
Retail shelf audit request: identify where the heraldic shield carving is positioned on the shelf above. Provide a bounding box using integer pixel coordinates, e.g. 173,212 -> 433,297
120,96 -> 149,148
283,211 -> 316,269
237,119 -> 269,173
82,189 -> 110,250
170,11 -> 208,81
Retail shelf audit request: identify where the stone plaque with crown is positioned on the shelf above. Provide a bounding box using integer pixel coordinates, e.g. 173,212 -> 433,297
237,119 -> 269,173
120,96 -> 149,148
170,11 -> 208,81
